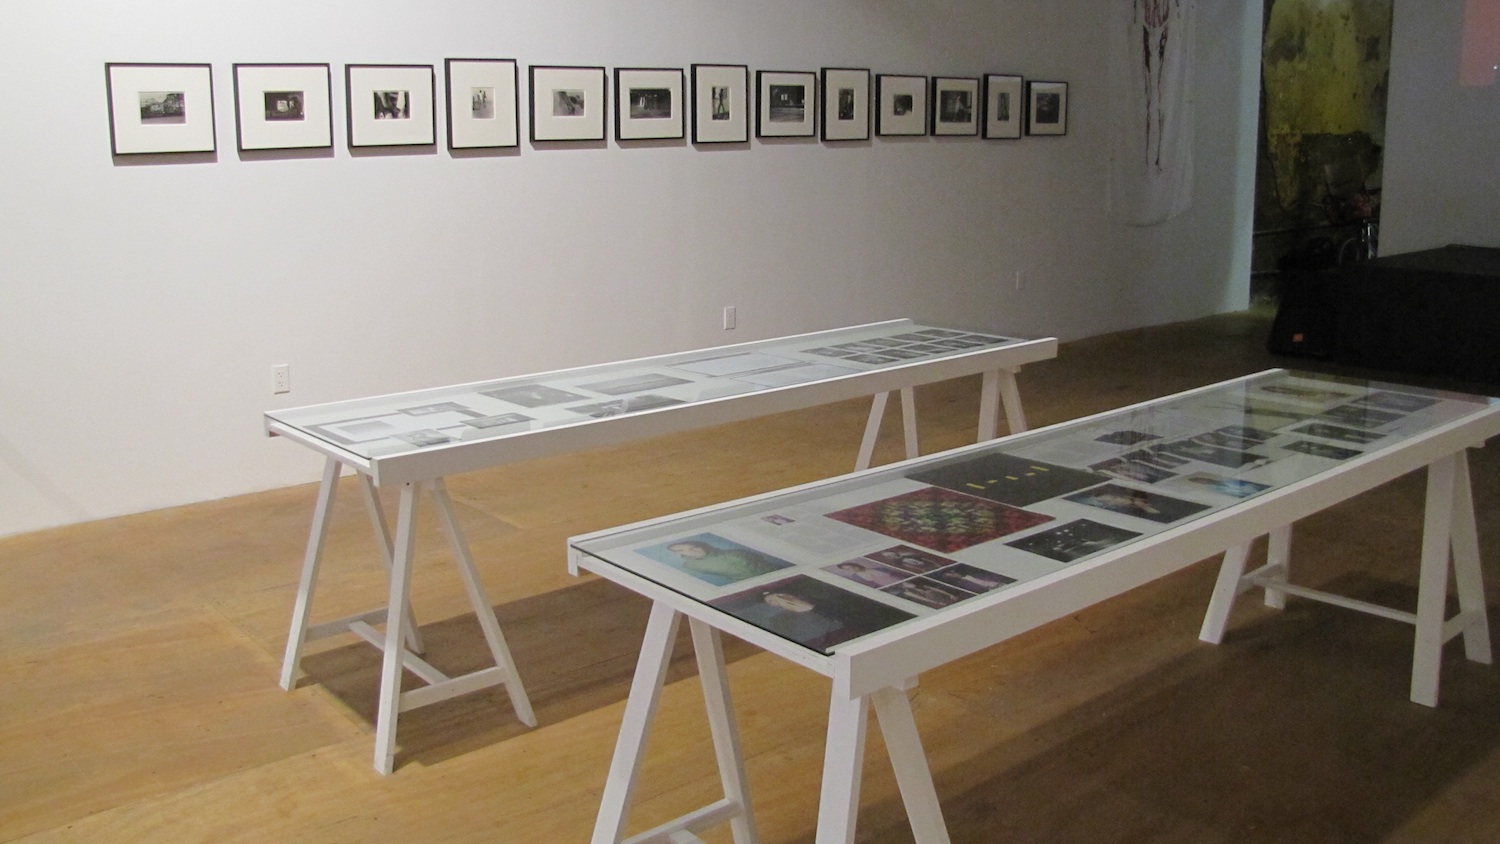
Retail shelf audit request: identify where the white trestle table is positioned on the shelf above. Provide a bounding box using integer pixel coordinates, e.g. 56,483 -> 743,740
569,369 -> 1499,843
264,320 -> 1056,774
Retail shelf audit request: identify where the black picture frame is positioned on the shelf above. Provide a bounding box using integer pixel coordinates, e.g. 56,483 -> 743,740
931,76 -> 980,137
982,74 -> 1024,140
820,67 -> 871,142
875,74 -> 927,137
232,63 -> 333,152
1026,80 -> 1068,136
105,62 -> 216,155
529,65 -> 608,142
444,58 -> 520,150
691,64 -> 750,144
345,64 -> 436,148
756,70 -> 816,138
615,67 -> 685,141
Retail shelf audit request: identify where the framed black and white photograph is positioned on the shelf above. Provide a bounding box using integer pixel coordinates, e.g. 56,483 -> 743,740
529,65 -> 607,142
345,64 -> 435,148
444,58 -> 518,150
982,74 -> 1024,139
1026,79 -> 1068,136
691,64 -> 749,144
105,63 -> 216,155
756,70 -> 816,138
231,64 -> 332,152
820,67 -> 870,142
931,76 -> 980,136
875,74 -> 927,136
614,67 -> 684,141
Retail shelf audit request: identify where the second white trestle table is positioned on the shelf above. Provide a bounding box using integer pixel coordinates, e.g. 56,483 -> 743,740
264,319 -> 1057,774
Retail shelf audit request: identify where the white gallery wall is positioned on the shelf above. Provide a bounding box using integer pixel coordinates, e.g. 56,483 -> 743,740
0,1 -> 1262,538
1381,0 -> 1500,254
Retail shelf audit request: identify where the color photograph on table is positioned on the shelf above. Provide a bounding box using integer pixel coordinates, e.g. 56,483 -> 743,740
1007,519 -> 1141,563
1063,483 -> 1209,524
636,533 -> 795,587
1172,472 -> 1269,499
908,453 -> 1105,507
1089,456 -> 1178,484
929,563 -> 1016,594
1094,429 -> 1162,446
882,577 -> 971,608
825,486 -> 1054,553
824,558 -> 912,588
708,574 -> 915,652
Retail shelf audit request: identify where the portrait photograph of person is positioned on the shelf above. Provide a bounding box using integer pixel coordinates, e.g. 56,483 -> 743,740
708,575 -> 915,651
636,533 -> 795,587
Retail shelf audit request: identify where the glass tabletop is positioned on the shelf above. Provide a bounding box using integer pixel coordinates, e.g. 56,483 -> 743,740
265,321 -> 1030,461
571,370 -> 1498,656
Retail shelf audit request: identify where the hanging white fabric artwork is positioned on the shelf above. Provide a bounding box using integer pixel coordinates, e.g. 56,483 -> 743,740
1108,0 -> 1197,226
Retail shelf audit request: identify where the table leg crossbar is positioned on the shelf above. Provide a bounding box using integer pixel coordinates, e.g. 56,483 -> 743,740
1199,451 -> 1492,707
281,458 -> 535,774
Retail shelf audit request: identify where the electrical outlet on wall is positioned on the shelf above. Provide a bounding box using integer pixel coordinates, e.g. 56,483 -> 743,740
723,306 -> 737,330
272,364 -> 291,394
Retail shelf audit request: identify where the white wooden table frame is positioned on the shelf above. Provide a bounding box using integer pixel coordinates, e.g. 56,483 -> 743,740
570,370 -> 1500,842
266,320 -> 1055,775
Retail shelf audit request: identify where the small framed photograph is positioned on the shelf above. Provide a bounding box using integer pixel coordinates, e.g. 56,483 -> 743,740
105,63 -> 216,155
530,65 -> 607,142
876,74 -> 927,136
982,74 -> 1024,139
820,67 -> 870,142
1026,80 -> 1068,136
756,70 -> 816,138
445,58 -> 518,149
615,67 -> 685,141
691,64 -> 749,144
345,64 -> 435,148
931,76 -> 979,136
231,63 -> 332,152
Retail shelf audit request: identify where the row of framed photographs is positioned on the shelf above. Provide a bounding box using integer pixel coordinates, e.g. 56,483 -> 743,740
106,60 -> 1068,156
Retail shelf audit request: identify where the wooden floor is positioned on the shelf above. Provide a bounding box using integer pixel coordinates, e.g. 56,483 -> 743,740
5,308 -> 1500,843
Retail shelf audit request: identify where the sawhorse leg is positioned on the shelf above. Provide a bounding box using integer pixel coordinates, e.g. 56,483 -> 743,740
1199,526 -> 1293,644
1198,452 -> 1491,708
856,388 -> 921,472
1412,453 -> 1492,705
371,479 -> 536,774
278,459 -> 535,775
281,458 -> 423,690
978,367 -> 1028,441
592,604 -> 757,844
816,683 -> 950,844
